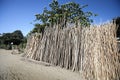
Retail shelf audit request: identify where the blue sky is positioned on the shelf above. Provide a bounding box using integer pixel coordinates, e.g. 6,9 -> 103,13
0,0 -> 120,36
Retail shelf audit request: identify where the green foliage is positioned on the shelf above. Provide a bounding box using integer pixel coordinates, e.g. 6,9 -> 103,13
18,37 -> 27,52
112,17 -> 120,40
11,30 -> 24,45
114,17 -> 120,38
34,0 -> 97,30
12,30 -> 24,40
30,0 -> 97,35
30,24 -> 46,34
2,33 -> 12,45
0,30 -> 25,49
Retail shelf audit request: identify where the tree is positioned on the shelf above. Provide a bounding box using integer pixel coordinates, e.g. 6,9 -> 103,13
11,30 -> 24,45
2,33 -> 12,45
114,17 -> 120,38
2,33 -> 12,49
29,24 -> 46,34
35,0 -> 97,31
0,30 -> 25,49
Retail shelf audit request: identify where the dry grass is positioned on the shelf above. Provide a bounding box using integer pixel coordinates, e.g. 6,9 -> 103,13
25,22 -> 119,80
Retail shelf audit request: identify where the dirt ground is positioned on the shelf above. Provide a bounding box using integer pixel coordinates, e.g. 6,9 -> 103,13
0,49 -> 81,80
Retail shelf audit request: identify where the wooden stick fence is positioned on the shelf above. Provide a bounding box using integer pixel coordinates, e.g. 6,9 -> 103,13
24,22 -> 119,80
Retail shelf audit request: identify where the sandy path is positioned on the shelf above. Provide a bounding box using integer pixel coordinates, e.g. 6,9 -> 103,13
0,49 -> 81,80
